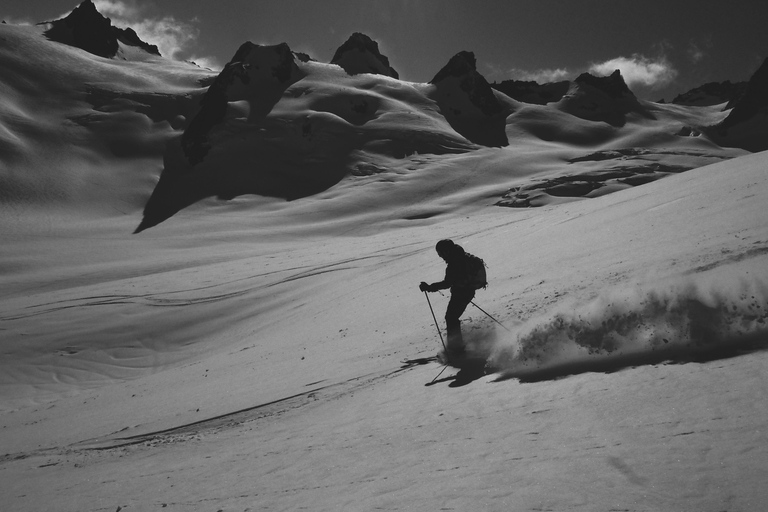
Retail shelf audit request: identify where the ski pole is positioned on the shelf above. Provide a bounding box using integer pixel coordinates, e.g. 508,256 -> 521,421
424,291 -> 447,351
470,300 -> 511,332
428,364 -> 450,385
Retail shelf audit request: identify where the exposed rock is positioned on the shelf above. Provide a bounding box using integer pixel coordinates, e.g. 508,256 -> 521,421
719,58 -> 768,128
430,51 -> 504,116
42,0 -> 117,58
556,70 -> 653,127
671,81 -> 748,107
181,42 -> 303,166
41,0 -> 159,58
114,26 -> 161,56
574,70 -> 633,99
427,51 -> 510,146
708,58 -> 768,152
496,162 -> 692,208
293,52 -> 314,63
491,79 -> 570,105
140,41 -> 306,232
330,33 -> 398,79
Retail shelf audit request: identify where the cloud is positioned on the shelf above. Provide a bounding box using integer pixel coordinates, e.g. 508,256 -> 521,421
589,55 -> 677,89
482,63 -> 571,84
687,37 -> 712,64
93,0 -> 139,18
688,45 -> 705,63
92,0 -> 214,63
509,68 -> 571,83
129,16 -> 198,60
187,55 -> 222,71
2,17 -> 34,25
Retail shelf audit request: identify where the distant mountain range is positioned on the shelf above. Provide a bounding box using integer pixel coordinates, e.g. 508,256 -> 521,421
40,0 -> 160,58
20,0 -> 768,155
2,0 -> 766,231
41,1 -> 766,119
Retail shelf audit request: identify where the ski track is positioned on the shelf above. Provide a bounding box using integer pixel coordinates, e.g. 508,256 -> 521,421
0,356 -> 439,463
0,253 -> 405,321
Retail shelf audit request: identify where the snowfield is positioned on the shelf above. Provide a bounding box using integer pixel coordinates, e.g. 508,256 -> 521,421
1,19 -> 767,512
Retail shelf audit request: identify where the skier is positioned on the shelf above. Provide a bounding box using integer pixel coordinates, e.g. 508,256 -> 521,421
420,239 -> 486,357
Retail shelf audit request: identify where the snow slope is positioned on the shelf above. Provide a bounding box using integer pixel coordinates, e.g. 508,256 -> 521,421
1,22 -> 767,512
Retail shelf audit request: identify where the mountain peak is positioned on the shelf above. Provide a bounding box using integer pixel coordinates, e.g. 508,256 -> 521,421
429,51 -> 506,117
710,57 -> 768,152
42,0 -> 159,58
671,80 -> 748,107
428,51 -> 510,146
720,57 -> 768,127
43,0 -> 117,58
557,69 -> 651,127
180,41 -> 303,167
574,69 -> 633,99
490,79 -> 570,105
430,51 -> 478,84
330,33 -> 399,79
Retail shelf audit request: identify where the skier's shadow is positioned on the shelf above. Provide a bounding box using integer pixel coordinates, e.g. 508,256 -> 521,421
426,361 -> 488,387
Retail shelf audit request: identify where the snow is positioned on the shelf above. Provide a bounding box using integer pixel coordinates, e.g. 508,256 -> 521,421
1,23 -> 767,511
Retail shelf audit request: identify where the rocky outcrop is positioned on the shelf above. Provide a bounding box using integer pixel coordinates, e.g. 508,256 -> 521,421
428,51 -> 510,146
42,0 -> 117,57
491,79 -> 570,105
556,70 -> 653,127
293,52 -> 314,63
707,58 -> 768,152
114,26 -> 161,56
430,51 -> 506,115
42,0 -> 159,58
719,58 -> 768,128
574,70 -> 633,99
330,33 -> 398,79
671,81 -> 748,107
181,42 -> 304,166
140,41 -> 306,232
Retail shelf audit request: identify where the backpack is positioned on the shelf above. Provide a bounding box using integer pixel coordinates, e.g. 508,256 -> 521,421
463,254 -> 487,290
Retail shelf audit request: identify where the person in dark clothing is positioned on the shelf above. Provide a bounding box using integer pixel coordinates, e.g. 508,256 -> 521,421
419,239 -> 479,355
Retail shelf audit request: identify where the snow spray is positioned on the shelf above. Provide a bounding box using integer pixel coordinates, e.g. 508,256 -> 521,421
488,267 -> 768,378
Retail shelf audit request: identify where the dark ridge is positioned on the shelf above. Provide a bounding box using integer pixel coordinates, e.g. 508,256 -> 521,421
430,51 -> 477,84
430,51 -> 506,117
490,79 -> 570,105
574,70 -> 633,99
671,80 -> 748,107
181,42 -> 300,166
427,51 -> 510,147
114,26 -> 160,56
719,58 -> 768,129
705,57 -> 768,152
42,0 -> 159,58
293,52 -> 314,63
42,0 -> 117,58
330,32 -> 399,79
556,69 -> 655,127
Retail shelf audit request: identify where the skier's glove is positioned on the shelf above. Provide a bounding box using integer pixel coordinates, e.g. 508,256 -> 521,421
419,281 -> 430,292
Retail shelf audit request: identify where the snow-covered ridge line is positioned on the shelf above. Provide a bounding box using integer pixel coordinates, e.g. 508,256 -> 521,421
2,6 -> 766,232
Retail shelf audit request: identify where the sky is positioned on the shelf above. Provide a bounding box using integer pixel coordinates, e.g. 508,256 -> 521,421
3,0 -> 767,101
